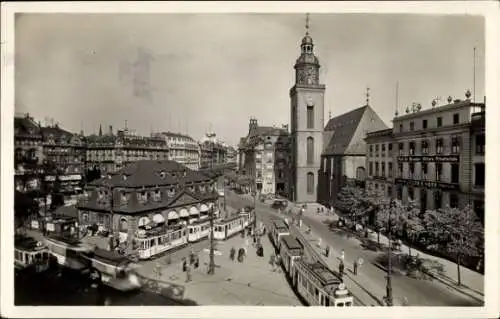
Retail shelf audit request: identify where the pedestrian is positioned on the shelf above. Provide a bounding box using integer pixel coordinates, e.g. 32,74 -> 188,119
299,219 -> 303,228
339,261 -> 344,278
340,249 -> 345,262
317,237 -> 322,248
154,262 -> 162,278
353,259 -> 358,275
186,264 -> 192,282
194,256 -> 199,269
270,254 -> 275,271
182,258 -> 187,272
325,245 -> 330,258
230,247 -> 236,261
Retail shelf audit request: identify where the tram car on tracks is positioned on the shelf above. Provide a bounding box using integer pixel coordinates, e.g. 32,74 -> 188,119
278,235 -> 304,274
14,235 -> 51,274
134,224 -> 188,260
293,260 -> 354,307
187,218 -> 213,242
44,235 -> 94,271
80,248 -> 141,292
269,219 -> 290,251
213,215 -> 245,240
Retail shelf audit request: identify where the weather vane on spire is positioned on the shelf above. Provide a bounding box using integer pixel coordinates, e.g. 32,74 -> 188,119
305,13 -> 310,35
366,87 -> 370,105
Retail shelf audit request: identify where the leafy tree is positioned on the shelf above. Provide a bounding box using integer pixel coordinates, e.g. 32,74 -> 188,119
401,200 -> 425,257
423,205 -> 483,286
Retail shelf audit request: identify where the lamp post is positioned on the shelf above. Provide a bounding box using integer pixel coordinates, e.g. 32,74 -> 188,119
207,205 -> 215,275
385,198 -> 394,306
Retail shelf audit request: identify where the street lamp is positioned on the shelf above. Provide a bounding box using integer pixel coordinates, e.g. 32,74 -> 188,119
206,205 -> 216,275
385,198 -> 395,306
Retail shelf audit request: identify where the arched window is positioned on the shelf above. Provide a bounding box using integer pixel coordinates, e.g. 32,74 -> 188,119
307,106 -> 314,128
307,172 -> 314,194
307,137 -> 314,164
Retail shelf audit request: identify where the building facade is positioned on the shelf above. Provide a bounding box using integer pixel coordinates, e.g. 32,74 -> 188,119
199,132 -> 227,170
318,106 -> 388,207
289,28 -> 325,203
14,113 -> 86,200
365,93 -> 485,220
14,114 -> 45,198
76,160 -> 219,246
85,126 -> 169,175
153,132 -> 200,170
238,118 -> 291,196
364,128 -> 395,198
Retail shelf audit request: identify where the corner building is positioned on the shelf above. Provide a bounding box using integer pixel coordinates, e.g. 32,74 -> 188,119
289,30 -> 325,203
366,95 -> 485,219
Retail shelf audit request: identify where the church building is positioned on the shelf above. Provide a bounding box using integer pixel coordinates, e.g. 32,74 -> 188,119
289,15 -> 388,204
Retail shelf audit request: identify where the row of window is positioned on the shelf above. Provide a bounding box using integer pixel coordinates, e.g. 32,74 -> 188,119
369,162 -> 485,187
398,112 -> 461,133
369,134 -> 485,157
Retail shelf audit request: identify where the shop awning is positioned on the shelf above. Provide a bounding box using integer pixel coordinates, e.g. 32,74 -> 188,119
167,211 -> 179,220
179,209 -> 189,218
189,207 -> 199,216
153,214 -> 165,224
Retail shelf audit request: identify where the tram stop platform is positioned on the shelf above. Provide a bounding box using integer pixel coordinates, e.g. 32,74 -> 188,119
136,232 -> 302,306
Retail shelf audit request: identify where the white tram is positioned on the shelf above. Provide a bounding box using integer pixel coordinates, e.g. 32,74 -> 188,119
213,215 -> 245,240
293,260 -> 354,307
270,219 -> 290,251
187,218 -> 212,242
14,235 -> 51,273
278,235 -> 304,275
44,235 -> 94,271
80,248 -> 141,291
134,224 -> 188,260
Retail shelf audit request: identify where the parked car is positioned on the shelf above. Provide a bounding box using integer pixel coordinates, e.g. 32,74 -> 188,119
270,199 -> 288,210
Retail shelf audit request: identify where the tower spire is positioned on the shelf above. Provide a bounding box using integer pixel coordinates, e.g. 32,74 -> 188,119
99,124 -> 102,136
305,13 -> 310,35
366,87 -> 370,105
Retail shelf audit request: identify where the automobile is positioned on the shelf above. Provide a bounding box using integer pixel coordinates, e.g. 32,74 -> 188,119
270,199 -> 288,210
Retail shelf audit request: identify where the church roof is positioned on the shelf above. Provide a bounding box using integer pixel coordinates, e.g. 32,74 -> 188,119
323,106 -> 368,155
323,105 -> 388,156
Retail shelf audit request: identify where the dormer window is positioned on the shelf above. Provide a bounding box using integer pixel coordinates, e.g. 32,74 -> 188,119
189,186 -> 195,193
200,185 -> 206,193
97,190 -> 105,201
122,174 -> 127,181
167,188 -> 175,197
159,171 -> 166,179
153,190 -> 161,201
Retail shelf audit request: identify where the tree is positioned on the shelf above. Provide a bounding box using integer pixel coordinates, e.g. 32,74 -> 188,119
402,200 -> 425,257
423,205 -> 483,286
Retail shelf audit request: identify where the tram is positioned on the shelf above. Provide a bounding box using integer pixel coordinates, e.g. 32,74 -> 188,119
213,215 -> 246,240
14,235 -> 51,273
278,235 -> 304,275
293,260 -> 354,307
44,235 -> 94,271
134,224 -> 188,260
80,248 -> 141,292
187,218 -> 212,242
267,223 -> 354,307
269,219 -> 290,251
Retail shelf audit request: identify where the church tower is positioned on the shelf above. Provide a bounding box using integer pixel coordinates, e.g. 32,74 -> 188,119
289,14 -> 325,203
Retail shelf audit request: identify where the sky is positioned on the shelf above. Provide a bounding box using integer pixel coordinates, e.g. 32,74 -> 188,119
15,13 -> 485,147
